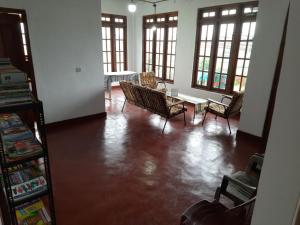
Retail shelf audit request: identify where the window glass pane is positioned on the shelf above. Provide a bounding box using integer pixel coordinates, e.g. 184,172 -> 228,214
249,22 -> 256,40
236,59 -> 244,75
238,41 -> 247,58
219,24 -> 227,40
197,71 -> 203,84
241,77 -> 247,91
246,42 -> 252,58
202,72 -> 208,86
172,28 -> 177,40
220,75 -> 227,89
243,60 -> 250,76
222,10 -> 229,16
207,25 -> 214,40
234,76 -> 241,92
226,24 -> 234,40
200,41 -> 206,55
241,22 -> 250,40
172,42 -> 176,54
215,58 -> 222,73
229,9 -> 237,15
224,42 -> 231,57
201,25 -> 208,40
217,42 -> 224,57
205,41 -> 211,56
204,57 -> 210,71
222,58 -> 229,73
199,57 -> 204,71
120,28 -> 124,39
102,40 -> 106,51
213,73 -> 221,88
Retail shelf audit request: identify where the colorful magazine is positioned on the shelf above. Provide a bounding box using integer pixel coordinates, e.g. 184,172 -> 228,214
0,113 -> 23,131
10,165 -> 47,201
16,199 -> 51,225
1,126 -> 43,161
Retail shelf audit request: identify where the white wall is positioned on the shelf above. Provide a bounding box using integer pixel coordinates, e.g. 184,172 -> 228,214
0,0 -> 105,123
251,0 -> 300,224
239,0 -> 290,137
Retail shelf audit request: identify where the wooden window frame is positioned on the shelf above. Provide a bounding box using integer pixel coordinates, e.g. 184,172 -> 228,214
192,2 -> 258,94
142,11 -> 178,83
101,13 -> 128,72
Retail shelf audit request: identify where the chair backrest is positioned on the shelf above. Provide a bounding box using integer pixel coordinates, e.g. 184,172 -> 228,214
227,92 -> 244,116
119,81 -> 136,104
130,84 -> 145,107
140,72 -> 158,89
138,86 -> 169,117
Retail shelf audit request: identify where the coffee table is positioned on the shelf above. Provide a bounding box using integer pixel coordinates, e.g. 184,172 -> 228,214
166,92 -> 208,121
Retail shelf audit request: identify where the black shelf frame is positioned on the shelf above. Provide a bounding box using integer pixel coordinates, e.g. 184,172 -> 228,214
0,100 -> 56,225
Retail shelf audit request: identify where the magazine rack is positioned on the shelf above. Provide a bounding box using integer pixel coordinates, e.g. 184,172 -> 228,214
0,100 -> 56,225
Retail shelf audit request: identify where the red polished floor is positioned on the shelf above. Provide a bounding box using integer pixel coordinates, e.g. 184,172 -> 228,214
46,87 -> 263,225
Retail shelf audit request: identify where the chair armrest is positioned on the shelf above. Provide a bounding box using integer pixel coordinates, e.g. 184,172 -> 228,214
157,80 -> 167,88
168,100 -> 185,108
221,175 -> 257,192
221,94 -> 233,103
207,99 -> 229,108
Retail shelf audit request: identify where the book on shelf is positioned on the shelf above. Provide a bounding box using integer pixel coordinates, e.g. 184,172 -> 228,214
16,199 -> 51,225
0,67 -> 28,84
0,113 -> 24,131
10,165 -> 47,201
0,58 -> 11,67
1,126 -> 43,162
0,60 -> 33,106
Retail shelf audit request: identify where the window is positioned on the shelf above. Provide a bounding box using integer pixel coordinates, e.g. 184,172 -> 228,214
192,2 -> 258,93
143,12 -> 178,82
101,13 -> 127,73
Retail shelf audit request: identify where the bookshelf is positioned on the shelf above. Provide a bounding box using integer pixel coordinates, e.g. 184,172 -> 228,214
0,100 -> 56,225
0,59 -> 56,225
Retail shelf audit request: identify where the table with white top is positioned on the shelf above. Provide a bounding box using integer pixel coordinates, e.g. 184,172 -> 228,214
104,71 -> 139,99
167,92 -> 208,121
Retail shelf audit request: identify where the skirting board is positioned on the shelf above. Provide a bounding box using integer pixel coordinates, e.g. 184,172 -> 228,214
45,112 -> 107,130
236,130 -> 265,147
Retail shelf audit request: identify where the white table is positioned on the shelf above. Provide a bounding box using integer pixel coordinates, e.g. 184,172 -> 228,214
104,71 -> 139,99
167,92 -> 208,121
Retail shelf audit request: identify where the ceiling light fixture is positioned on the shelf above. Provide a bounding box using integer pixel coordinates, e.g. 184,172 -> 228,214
128,0 -> 168,13
128,0 -> 137,13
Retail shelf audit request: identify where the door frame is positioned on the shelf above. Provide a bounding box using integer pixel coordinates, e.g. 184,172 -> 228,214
0,7 -> 37,97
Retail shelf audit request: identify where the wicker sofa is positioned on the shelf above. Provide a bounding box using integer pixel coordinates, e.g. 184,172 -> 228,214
120,81 -> 187,133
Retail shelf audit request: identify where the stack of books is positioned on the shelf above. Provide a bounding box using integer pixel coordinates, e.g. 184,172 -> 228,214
0,114 -> 43,162
16,199 -> 51,225
10,163 -> 47,201
0,58 -> 32,106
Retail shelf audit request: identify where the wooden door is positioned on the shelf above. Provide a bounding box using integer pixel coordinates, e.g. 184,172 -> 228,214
0,14 -> 26,71
0,11 -> 37,97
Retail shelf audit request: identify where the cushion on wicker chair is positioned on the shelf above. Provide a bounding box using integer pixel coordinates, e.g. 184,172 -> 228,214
207,102 -> 226,114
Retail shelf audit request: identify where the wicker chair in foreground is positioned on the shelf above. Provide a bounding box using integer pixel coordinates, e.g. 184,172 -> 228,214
119,81 -> 187,133
140,72 -> 167,92
202,92 -> 244,134
214,154 -> 264,205
180,197 -> 256,225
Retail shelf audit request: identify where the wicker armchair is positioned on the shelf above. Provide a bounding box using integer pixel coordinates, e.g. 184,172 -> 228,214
140,72 -> 167,92
214,154 -> 264,205
180,197 -> 256,225
202,92 -> 244,134
119,81 -> 186,133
